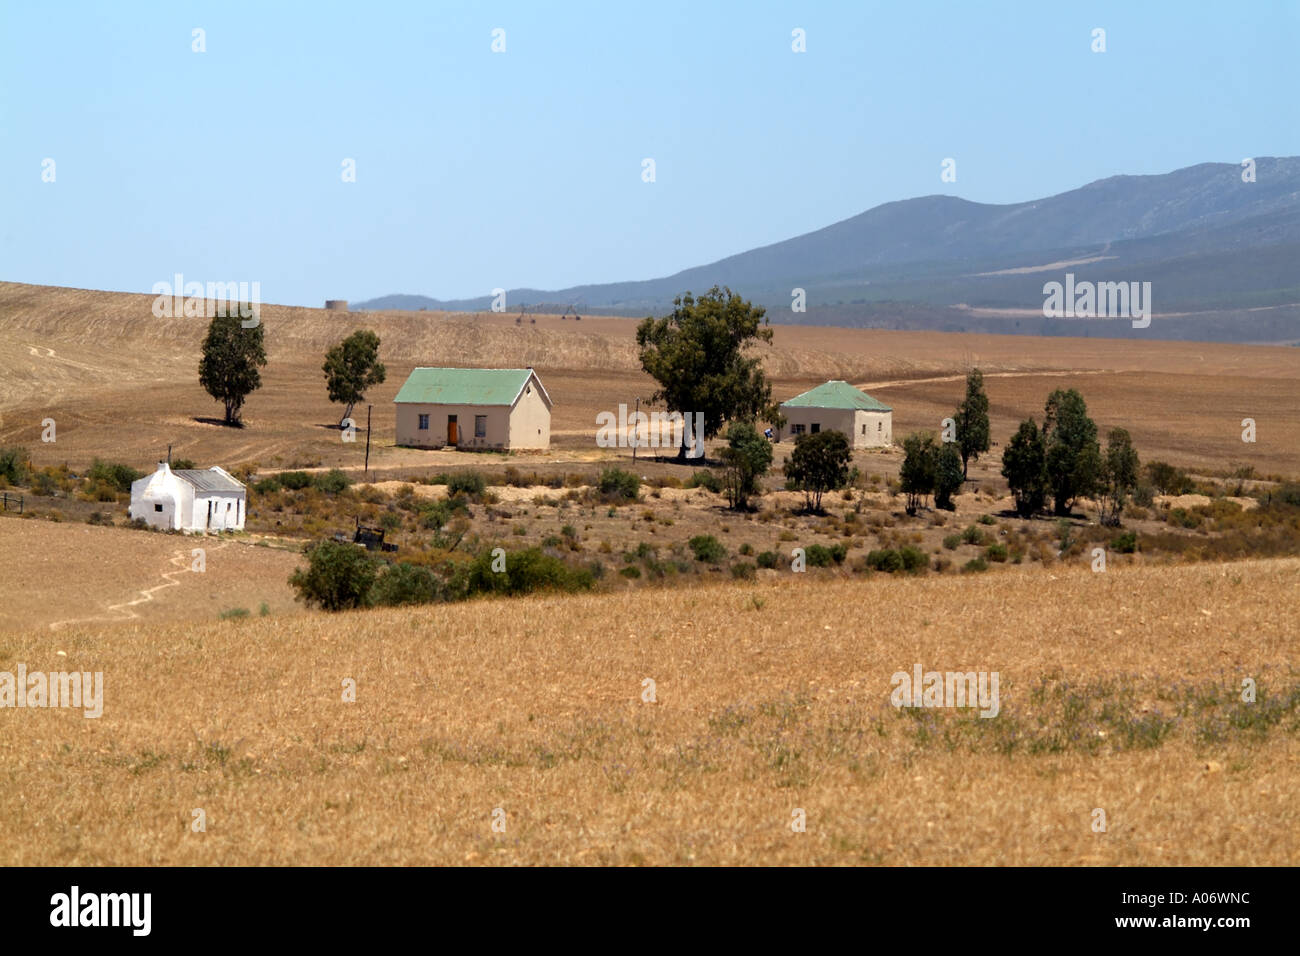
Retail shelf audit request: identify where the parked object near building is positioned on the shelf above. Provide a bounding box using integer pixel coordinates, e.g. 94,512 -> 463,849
128,462 -> 246,532
778,380 -> 892,448
393,367 -> 552,450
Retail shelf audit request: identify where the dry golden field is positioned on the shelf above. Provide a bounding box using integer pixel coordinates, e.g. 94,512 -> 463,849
0,558 -> 1296,866
0,519 -> 301,633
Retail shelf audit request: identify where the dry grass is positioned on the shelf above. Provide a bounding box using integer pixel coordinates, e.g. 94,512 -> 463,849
0,519 -> 302,633
1,557 -> 1296,865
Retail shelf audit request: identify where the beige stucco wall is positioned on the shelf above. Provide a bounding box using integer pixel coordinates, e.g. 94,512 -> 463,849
779,406 -> 892,448
396,402 -> 512,449
395,374 -> 552,450
508,382 -> 551,450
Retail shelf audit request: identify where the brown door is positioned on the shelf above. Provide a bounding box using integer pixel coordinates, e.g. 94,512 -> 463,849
447,415 -> 458,446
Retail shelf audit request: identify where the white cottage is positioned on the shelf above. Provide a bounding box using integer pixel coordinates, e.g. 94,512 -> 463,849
128,462 -> 247,532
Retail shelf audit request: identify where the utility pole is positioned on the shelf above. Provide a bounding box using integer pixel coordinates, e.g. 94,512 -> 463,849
632,396 -> 640,462
364,404 -> 373,480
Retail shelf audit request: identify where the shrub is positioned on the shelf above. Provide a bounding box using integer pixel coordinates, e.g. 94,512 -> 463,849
597,468 -> 640,502
86,511 -> 113,526
253,476 -> 282,494
942,534 -> 961,550
961,525 -> 986,546
289,541 -> 377,611
756,550 -> 779,569
420,496 -> 468,530
985,543 -> 1009,562
447,470 -> 487,497
619,565 -> 642,579
1167,507 -> 1202,529
87,459 -> 143,493
962,557 -> 989,573
1111,530 -> 1139,554
279,471 -> 313,490
370,562 -> 440,606
313,469 -> 352,494
730,561 -> 756,580
805,543 -> 848,567
0,447 -> 29,485
1146,461 -> 1194,496
898,545 -> 928,571
864,549 -> 903,573
219,607 -> 251,620
460,547 -> 595,597
689,534 -> 727,563
739,542 -> 754,556
687,469 -> 722,493
977,514 -> 996,526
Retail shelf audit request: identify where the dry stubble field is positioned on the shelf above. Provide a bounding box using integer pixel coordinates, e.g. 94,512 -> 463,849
0,559 -> 1296,865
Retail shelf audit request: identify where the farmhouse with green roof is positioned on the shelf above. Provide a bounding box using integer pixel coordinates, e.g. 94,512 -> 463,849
393,367 -> 552,450
778,380 -> 893,448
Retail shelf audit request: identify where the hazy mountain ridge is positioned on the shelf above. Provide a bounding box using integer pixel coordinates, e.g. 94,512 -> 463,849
354,158 -> 1300,342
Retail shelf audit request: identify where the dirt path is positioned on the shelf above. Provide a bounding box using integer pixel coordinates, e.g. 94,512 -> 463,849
48,539 -> 232,631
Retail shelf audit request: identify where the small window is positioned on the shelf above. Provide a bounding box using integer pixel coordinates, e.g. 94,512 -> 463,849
226,501 -> 232,511
878,421 -> 882,432
861,424 -> 866,435
811,423 -> 820,434
418,414 -> 429,430
475,415 -> 487,438
154,503 -> 163,513
792,424 -> 805,435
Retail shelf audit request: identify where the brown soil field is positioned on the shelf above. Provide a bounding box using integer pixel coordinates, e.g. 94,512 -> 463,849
0,519 -> 301,633
2,281 -> 1297,478
0,558 -> 1295,865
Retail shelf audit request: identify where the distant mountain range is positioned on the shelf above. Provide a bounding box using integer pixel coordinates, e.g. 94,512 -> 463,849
354,158 -> 1300,343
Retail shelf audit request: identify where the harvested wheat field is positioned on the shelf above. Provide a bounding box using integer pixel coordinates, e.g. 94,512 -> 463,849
2,557 -> 1296,866
0,519 -> 302,633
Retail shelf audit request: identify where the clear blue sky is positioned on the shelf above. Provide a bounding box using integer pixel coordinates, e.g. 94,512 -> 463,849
3,1 -> 1297,307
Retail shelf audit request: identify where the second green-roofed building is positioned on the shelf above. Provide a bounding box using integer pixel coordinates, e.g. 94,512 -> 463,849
778,380 -> 893,448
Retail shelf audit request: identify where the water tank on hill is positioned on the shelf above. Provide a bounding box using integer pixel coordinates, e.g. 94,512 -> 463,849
325,300 -> 348,311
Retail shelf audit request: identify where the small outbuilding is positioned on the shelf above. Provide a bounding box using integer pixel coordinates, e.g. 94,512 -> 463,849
779,380 -> 893,448
128,462 -> 247,532
393,367 -> 552,450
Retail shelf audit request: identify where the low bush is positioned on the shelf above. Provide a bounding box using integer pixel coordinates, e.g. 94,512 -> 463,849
1110,530 -> 1139,553
370,562 -> 440,606
87,459 -> 143,493
279,471 -> 313,490
597,468 -> 641,502
756,550 -> 780,569
689,534 -> 727,563
313,469 -> 352,494
687,470 -> 722,493
447,470 -> 487,497
289,540 -> 377,610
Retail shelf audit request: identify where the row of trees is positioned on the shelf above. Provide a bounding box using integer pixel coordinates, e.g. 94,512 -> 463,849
1001,389 -> 1139,523
197,314 -> 386,427
898,376 -> 1140,524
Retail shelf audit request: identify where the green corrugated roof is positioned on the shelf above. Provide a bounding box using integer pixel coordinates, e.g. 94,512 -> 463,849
393,368 -> 541,406
780,380 -> 891,412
